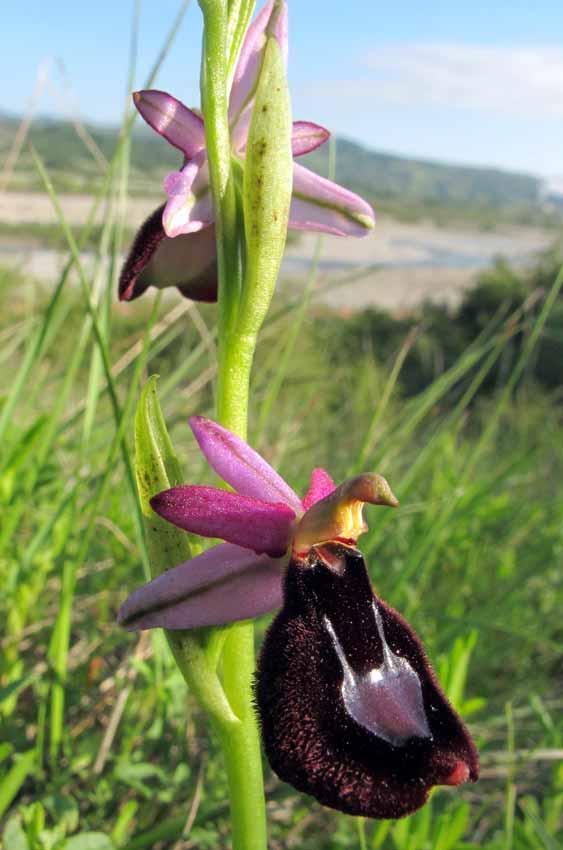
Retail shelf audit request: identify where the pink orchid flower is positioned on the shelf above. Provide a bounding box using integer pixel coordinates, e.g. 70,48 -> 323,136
118,416 -> 396,631
118,417 -> 479,818
118,0 -> 375,302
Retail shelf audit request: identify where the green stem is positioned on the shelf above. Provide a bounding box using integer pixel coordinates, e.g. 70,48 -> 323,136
214,333 -> 266,850
217,622 -> 266,850
217,331 -> 257,437
199,0 -> 241,340
198,3 -> 267,849
168,633 -> 238,729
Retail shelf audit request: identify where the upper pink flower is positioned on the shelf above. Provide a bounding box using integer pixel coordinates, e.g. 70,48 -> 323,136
117,416 -> 396,631
118,0 -> 375,302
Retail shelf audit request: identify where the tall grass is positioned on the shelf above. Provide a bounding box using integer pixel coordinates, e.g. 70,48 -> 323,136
2,237 -> 563,848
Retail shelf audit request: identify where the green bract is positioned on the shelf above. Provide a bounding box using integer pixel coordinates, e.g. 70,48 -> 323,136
135,376 -> 192,575
134,376 -> 236,728
240,27 -> 293,337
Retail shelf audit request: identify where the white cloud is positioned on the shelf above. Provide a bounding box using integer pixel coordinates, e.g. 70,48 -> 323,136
307,44 -> 563,119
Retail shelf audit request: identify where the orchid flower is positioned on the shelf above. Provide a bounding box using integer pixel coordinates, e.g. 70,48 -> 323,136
118,416 -> 479,818
118,415 -> 395,630
118,0 -> 375,302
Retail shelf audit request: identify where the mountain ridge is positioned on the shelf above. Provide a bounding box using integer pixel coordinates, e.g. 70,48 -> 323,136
0,111 -> 557,226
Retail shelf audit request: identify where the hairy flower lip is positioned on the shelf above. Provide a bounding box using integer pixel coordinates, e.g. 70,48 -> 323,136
441,761 -> 471,786
118,210 -> 217,302
256,541 -> 480,818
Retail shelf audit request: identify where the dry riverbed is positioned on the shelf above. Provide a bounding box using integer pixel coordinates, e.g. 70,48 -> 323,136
0,191 -> 554,312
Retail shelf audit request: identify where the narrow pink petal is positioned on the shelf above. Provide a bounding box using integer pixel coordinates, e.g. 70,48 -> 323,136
229,0 -> 274,124
163,192 -> 213,239
189,416 -> 303,514
291,121 -> 330,157
118,209 -> 217,302
162,151 -> 213,238
302,468 -> 337,511
151,486 -> 295,557
234,118 -> 328,159
133,90 -> 205,158
118,543 -> 284,630
290,162 -> 376,237
229,0 -> 288,133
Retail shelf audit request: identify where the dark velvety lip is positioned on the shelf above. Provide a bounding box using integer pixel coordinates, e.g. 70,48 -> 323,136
256,542 -> 479,819
118,207 -> 218,303
118,205 -> 167,301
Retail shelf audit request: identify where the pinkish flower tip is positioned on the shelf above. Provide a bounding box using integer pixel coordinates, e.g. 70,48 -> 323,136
291,121 -> 330,157
188,416 -> 303,513
133,89 -> 205,158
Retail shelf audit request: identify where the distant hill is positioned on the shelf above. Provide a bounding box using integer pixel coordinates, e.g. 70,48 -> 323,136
306,137 -> 540,209
0,111 -> 557,227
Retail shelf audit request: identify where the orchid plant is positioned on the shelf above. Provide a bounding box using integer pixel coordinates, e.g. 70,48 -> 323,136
118,2 -> 478,848
118,0 -> 374,303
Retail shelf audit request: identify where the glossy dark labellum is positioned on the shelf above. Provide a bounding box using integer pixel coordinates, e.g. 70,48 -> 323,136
256,543 -> 479,819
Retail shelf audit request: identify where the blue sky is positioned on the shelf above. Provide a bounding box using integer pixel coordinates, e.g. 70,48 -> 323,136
2,0 -> 563,176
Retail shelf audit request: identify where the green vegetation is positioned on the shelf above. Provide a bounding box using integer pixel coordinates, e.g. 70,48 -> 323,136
320,247 -> 563,398
1,227 -> 563,846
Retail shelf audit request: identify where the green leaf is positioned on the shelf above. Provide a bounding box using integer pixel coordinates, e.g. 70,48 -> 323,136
443,630 -> 478,710
111,799 -> 139,848
0,675 -> 36,710
371,820 -> 392,849
126,816 -> 184,850
115,760 -> 167,797
134,375 -> 192,577
2,816 -> 30,850
2,416 -> 49,477
0,750 -> 35,819
411,801 -> 432,847
44,794 -> 80,836
21,802 -> 45,843
434,802 -> 470,850
63,833 -> 115,850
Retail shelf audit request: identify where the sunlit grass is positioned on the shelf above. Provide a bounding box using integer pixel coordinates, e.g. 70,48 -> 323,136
2,229 -> 563,847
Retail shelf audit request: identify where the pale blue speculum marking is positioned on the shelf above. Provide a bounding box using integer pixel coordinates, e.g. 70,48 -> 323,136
323,603 -> 431,746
